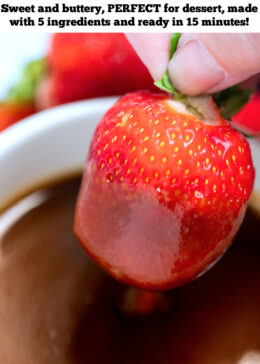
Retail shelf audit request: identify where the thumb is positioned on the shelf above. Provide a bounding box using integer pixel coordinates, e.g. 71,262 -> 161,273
169,33 -> 260,96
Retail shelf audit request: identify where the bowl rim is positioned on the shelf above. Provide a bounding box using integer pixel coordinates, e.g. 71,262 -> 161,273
0,97 -> 118,153
0,97 -> 118,212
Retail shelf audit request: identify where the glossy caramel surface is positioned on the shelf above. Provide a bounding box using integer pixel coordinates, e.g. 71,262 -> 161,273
0,177 -> 259,364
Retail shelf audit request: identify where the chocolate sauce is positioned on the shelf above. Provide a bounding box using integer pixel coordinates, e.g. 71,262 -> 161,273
0,177 -> 259,364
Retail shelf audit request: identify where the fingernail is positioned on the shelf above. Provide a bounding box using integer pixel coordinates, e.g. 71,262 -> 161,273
168,40 -> 226,96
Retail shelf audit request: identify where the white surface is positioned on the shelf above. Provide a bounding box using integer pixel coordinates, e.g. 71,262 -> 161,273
0,33 -> 49,99
0,97 -> 259,212
0,97 -> 117,211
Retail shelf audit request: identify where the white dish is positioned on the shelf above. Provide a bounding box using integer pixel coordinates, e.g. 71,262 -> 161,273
0,97 -> 117,211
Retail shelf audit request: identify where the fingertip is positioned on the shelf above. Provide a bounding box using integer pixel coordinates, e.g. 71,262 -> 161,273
168,40 -> 226,96
126,33 -> 171,80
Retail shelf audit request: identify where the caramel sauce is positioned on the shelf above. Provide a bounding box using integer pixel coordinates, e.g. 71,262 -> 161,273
0,177 -> 259,364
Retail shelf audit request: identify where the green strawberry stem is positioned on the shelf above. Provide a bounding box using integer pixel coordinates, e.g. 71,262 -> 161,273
155,33 -> 252,121
7,58 -> 47,103
169,33 -> 181,60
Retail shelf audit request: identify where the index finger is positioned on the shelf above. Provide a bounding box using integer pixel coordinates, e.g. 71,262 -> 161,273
126,34 -> 171,81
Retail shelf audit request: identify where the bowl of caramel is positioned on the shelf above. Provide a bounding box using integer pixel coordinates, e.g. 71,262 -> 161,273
0,98 -> 260,364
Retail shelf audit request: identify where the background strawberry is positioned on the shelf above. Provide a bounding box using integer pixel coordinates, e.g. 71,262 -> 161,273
74,91 -> 255,291
40,33 -> 156,108
1,33 -> 155,130
232,92 -> 260,135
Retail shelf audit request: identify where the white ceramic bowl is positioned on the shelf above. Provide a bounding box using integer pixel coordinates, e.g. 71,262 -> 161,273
0,97 -> 260,212
0,97 -> 117,211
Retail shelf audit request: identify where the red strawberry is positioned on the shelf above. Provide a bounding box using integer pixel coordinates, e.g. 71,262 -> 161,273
0,101 -> 36,132
41,33 -> 155,108
74,91 -> 254,291
232,92 -> 260,135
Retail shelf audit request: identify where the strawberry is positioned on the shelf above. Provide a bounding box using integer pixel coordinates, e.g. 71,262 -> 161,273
0,101 -> 36,132
74,91 -> 254,291
232,92 -> 260,135
40,33 -> 155,108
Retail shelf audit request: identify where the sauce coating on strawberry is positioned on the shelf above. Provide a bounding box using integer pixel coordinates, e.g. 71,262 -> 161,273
74,91 -> 255,291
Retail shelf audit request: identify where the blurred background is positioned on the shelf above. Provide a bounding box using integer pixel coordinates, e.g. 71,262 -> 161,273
0,33 -> 158,132
0,34 -> 49,98
0,33 -> 259,135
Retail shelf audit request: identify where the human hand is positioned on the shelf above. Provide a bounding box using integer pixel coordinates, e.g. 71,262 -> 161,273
126,33 -> 260,96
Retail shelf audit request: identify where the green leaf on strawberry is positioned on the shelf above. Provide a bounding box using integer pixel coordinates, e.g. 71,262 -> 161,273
213,85 -> 252,120
154,34 -> 186,102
